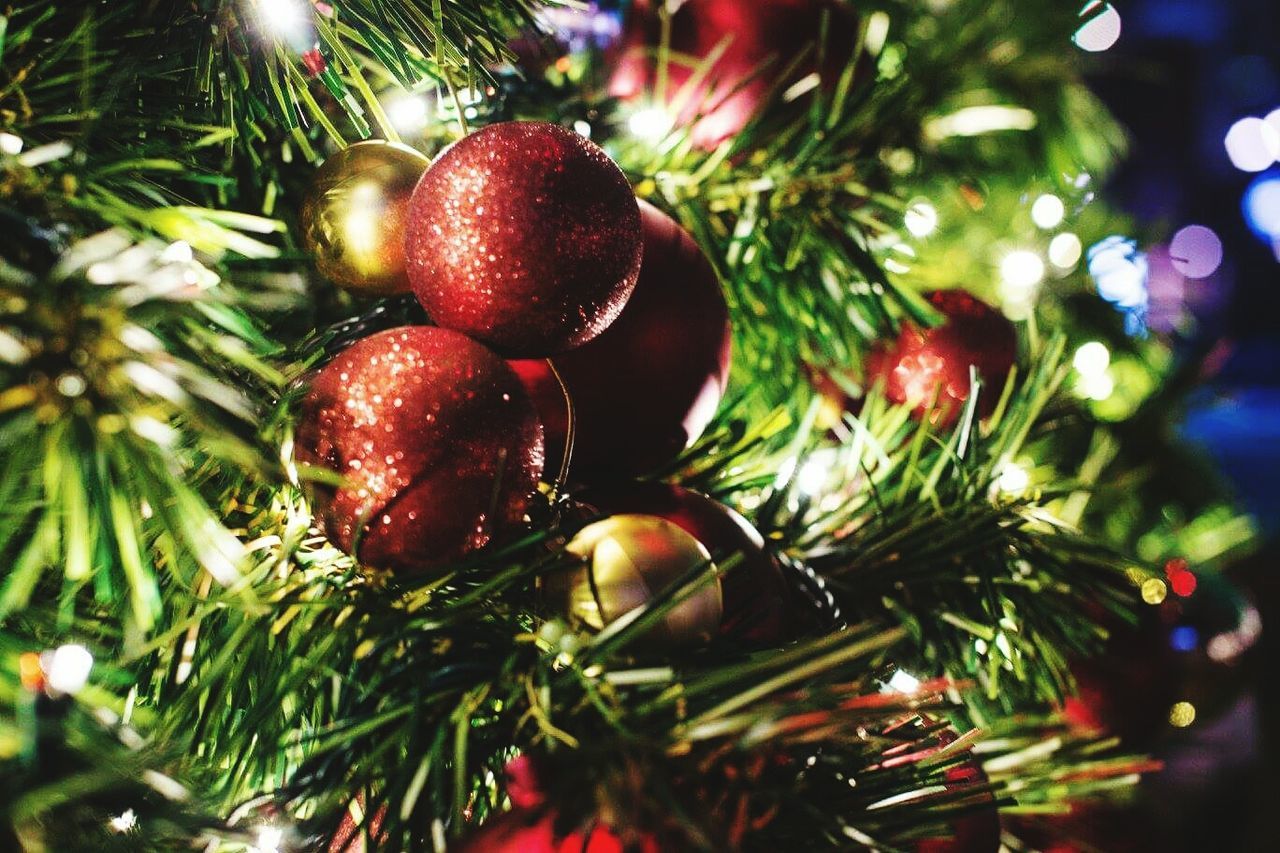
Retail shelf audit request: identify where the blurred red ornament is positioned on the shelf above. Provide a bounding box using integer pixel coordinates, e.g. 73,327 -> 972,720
504,755 -> 546,810
510,201 -> 731,481
912,727 -> 1001,853
866,291 -> 1017,427
295,326 -> 544,574
608,0 -> 859,147
328,799 -> 386,853
576,481 -> 795,645
914,763 -> 1001,853
1063,593 -> 1180,744
405,121 -> 642,357
457,810 -> 660,853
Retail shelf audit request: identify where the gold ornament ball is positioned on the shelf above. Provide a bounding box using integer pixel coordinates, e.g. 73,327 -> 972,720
549,514 -> 724,647
300,140 -> 430,296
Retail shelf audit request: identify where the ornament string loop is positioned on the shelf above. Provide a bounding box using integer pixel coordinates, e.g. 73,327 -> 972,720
545,358 -> 577,496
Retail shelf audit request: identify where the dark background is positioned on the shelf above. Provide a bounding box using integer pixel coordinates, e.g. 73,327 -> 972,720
1090,1 -> 1278,850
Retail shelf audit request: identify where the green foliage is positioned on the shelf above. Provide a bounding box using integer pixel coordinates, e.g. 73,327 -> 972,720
0,0 -> 1246,850
0,229 -> 280,635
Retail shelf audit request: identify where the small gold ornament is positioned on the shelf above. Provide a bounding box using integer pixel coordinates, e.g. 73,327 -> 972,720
548,514 -> 723,647
300,140 -> 430,296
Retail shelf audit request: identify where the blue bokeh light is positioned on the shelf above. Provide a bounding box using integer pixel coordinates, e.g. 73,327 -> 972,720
1170,625 -> 1200,653
1242,172 -> 1280,243
1088,236 -> 1150,333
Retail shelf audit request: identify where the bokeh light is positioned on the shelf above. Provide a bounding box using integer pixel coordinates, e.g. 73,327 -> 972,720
1141,577 -> 1168,605
1167,561 -> 1201,599
1073,2 -> 1122,53
886,669 -> 921,693
1267,107 -> 1280,140
904,199 -> 939,237
1088,236 -> 1149,309
1224,117 -> 1280,172
1031,194 -> 1066,229
1079,372 -> 1115,401
255,0 -> 313,49
42,643 -> 93,694
1169,701 -> 1197,728
1242,173 -> 1280,243
995,461 -> 1031,496
1049,232 -> 1084,269
1073,341 -> 1111,377
108,809 -> 137,834
1000,249 -> 1046,289
384,93 -> 432,137
1170,626 -> 1198,652
1168,224 -> 1223,279
628,106 -> 672,141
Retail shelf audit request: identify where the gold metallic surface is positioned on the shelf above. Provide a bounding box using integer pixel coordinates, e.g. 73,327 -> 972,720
552,514 -> 723,647
300,140 -> 429,296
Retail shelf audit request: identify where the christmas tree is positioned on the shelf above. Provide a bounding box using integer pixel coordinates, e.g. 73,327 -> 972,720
0,1 -> 1257,850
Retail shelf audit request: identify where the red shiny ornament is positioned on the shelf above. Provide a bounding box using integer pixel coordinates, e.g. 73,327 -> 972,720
914,764 -> 1001,853
456,810 -> 660,853
866,290 -> 1017,427
1063,602 -> 1181,746
608,0 -> 859,147
576,482 -> 794,646
295,326 -> 544,574
913,728 -> 1001,853
511,201 -> 730,481
405,121 -> 643,357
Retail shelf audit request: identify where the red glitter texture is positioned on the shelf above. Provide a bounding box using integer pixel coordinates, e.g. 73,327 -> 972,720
866,290 -> 1017,427
295,326 -> 544,574
510,200 -> 731,481
405,122 -> 643,358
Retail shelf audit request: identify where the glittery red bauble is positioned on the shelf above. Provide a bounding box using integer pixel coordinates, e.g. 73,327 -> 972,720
456,810 -> 660,853
510,201 -> 730,481
295,326 -> 544,574
608,0 -> 859,147
576,482 -> 794,646
866,290 -> 1017,427
405,122 -> 643,357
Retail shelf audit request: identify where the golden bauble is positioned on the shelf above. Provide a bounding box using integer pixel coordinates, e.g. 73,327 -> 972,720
300,140 -> 430,296
549,514 -> 724,647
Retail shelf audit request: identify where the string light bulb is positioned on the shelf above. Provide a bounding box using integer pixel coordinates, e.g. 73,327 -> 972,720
1031,194 -> 1065,229
42,643 -> 93,695
886,669 -> 921,693
994,461 -> 1031,497
627,106 -> 672,142
904,200 -> 939,237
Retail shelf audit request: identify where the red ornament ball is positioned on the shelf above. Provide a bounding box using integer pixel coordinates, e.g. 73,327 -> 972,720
576,482 -> 795,646
510,201 -> 731,481
866,290 -> 1017,427
295,326 -> 544,574
405,121 -> 643,357
456,810 -> 659,853
608,0 -> 860,147
913,726 -> 1001,853
913,762 -> 1001,853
